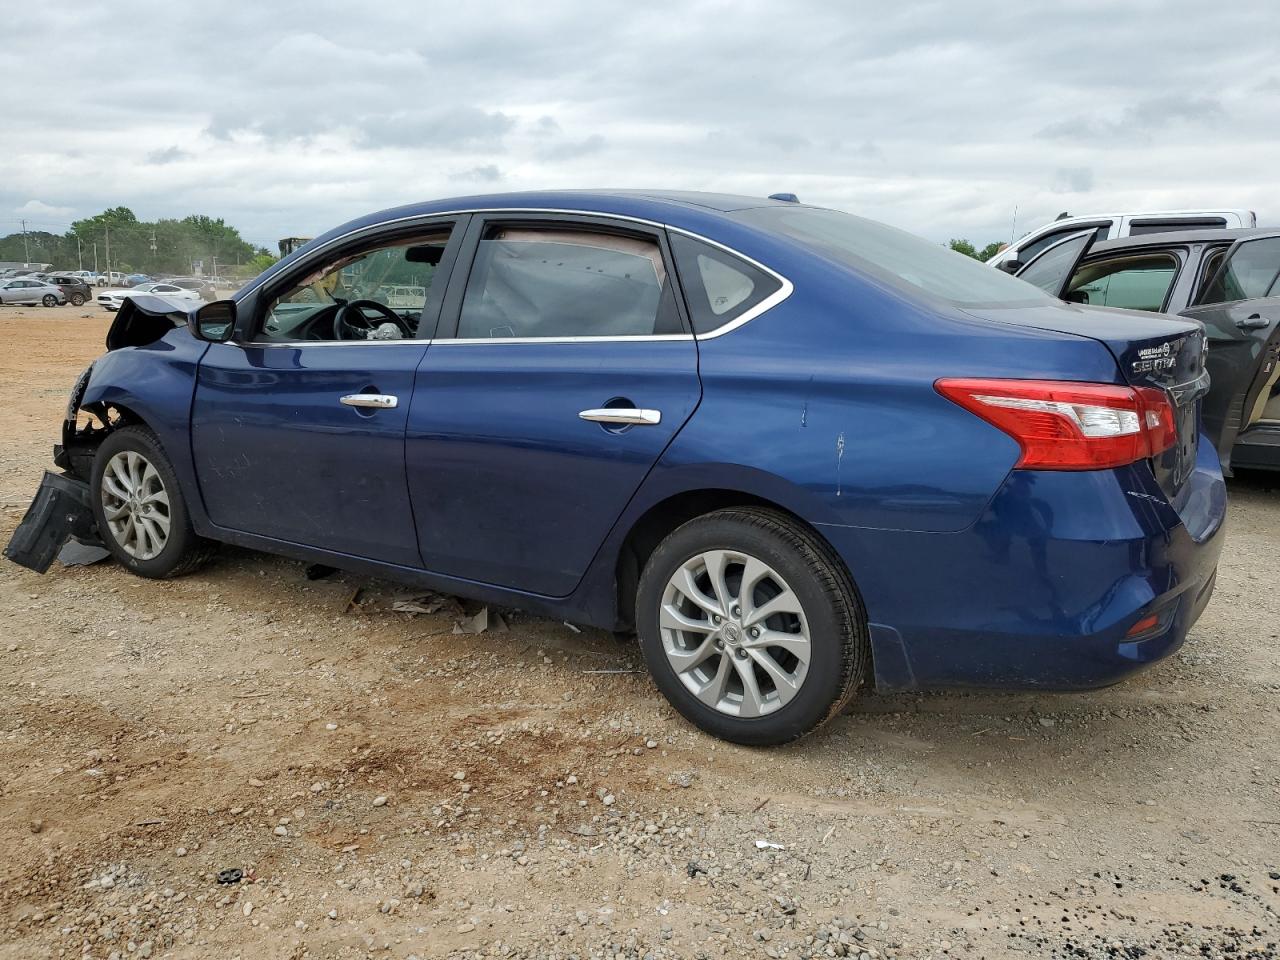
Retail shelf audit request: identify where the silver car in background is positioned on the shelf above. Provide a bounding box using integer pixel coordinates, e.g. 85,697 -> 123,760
0,278 -> 67,306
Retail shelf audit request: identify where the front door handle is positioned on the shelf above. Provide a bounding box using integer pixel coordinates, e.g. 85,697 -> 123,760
1236,314 -> 1270,330
579,407 -> 662,425
340,393 -> 398,409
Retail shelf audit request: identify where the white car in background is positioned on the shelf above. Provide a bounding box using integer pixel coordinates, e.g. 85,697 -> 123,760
987,208 -> 1257,271
0,277 -> 67,306
96,281 -> 203,312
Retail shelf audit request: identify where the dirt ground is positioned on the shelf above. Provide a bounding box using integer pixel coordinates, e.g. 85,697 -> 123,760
1,304 -> 1277,960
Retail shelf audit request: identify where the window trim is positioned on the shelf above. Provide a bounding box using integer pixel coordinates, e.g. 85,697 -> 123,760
234,208 -> 793,347
1015,221 -> 1111,262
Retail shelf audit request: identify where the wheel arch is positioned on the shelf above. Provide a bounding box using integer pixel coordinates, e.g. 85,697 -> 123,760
612,487 -> 866,649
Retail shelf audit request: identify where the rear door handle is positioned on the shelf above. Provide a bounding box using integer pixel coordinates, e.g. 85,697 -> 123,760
579,407 -> 662,425
1236,314 -> 1270,330
340,393 -> 398,409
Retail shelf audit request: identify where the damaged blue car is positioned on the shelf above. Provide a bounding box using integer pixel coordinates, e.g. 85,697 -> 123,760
4,191 -> 1226,744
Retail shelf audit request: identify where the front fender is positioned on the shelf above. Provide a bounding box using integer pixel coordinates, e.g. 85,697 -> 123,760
76,328 -> 209,529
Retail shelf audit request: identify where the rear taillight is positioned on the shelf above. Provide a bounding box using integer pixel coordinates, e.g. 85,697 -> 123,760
936,378 -> 1176,471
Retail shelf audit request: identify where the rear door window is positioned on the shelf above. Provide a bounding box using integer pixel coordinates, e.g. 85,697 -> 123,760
1198,237 -> 1280,305
456,226 -> 681,339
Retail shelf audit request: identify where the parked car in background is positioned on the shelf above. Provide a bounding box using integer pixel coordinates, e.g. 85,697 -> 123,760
96,281 -> 203,311
167,277 -> 218,301
6,191 -> 1225,746
1014,227 -> 1280,474
45,274 -> 93,306
97,271 -> 128,287
0,277 -> 67,306
124,273 -> 151,287
988,209 -> 1257,272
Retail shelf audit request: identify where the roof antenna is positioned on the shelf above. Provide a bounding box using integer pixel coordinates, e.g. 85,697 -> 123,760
768,192 -> 800,203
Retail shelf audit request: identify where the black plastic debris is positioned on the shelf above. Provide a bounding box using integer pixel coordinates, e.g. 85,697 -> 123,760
3,472 -> 101,573
58,540 -> 111,566
216,868 -> 243,885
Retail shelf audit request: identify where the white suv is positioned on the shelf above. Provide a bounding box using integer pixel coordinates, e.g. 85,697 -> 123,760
987,209 -> 1257,271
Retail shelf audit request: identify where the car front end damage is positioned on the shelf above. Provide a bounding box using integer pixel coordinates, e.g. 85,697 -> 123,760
4,295 -> 197,572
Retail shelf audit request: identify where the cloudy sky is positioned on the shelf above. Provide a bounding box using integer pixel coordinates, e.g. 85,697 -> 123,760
2,0 -> 1277,251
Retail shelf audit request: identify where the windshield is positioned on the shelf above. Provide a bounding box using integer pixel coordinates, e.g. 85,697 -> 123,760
734,206 -> 1052,307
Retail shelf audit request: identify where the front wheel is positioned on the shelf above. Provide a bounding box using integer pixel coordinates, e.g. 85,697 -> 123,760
636,507 -> 869,745
90,425 -> 216,578
42,294 -> 58,307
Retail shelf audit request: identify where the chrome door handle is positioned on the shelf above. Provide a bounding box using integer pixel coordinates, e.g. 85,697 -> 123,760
340,393 -> 398,409
1236,314 -> 1270,330
579,407 -> 662,425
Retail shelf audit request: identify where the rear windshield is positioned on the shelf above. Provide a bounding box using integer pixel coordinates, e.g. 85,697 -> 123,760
734,206 -> 1052,307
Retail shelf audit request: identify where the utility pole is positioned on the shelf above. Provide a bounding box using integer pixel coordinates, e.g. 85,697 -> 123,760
150,227 -> 157,270
20,219 -> 29,264
93,243 -> 98,273
77,237 -> 83,271
104,225 -> 111,281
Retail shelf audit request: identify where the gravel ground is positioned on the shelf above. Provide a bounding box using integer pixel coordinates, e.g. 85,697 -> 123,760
1,305 -> 1277,959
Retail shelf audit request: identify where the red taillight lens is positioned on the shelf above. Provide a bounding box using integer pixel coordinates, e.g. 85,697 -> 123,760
936,378 -> 1177,471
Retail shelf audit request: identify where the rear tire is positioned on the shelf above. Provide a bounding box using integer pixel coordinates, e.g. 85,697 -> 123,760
90,425 -> 217,579
636,507 -> 869,745
42,294 -> 57,307
70,294 -> 86,306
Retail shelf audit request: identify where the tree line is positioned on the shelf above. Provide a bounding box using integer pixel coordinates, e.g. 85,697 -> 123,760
948,239 -> 1005,261
0,207 -> 278,277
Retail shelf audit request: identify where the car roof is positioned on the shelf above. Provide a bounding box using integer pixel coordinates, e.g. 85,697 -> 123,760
1092,226 -> 1280,253
319,189 -> 799,239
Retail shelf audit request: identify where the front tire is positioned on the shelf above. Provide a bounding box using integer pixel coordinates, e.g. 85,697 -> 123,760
90,425 -> 216,578
42,294 -> 58,307
636,507 -> 869,746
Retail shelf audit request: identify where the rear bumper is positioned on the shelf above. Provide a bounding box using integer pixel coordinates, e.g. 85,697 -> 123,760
820,438 -> 1227,691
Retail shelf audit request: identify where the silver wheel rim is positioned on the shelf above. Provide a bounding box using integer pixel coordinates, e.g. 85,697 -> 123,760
100,451 -> 171,560
660,549 -> 811,718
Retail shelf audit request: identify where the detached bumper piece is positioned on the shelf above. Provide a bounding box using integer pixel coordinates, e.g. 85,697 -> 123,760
3,471 -> 102,574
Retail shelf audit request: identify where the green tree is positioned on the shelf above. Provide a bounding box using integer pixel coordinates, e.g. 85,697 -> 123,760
948,239 -> 1005,262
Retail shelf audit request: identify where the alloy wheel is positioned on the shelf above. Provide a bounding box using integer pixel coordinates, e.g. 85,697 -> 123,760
659,549 -> 811,718
100,450 -> 172,560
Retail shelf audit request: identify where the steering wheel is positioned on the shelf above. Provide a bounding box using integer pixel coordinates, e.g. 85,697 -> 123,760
333,299 -> 413,340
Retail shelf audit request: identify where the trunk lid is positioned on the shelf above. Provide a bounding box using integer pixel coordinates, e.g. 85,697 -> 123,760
963,302 -> 1209,498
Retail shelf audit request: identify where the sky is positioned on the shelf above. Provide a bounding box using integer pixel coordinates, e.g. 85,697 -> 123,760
2,0 -> 1277,252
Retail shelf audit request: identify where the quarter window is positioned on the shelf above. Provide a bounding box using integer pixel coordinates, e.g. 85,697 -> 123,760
1067,254 -> 1179,312
669,233 -> 782,334
1018,224 -> 1109,263
456,227 -> 679,339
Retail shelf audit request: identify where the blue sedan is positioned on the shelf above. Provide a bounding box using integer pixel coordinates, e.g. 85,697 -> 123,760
5,191 -> 1226,745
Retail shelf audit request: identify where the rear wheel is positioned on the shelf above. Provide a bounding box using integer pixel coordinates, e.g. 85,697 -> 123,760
70,293 -> 86,306
41,294 -> 57,307
90,426 -> 216,578
636,507 -> 868,745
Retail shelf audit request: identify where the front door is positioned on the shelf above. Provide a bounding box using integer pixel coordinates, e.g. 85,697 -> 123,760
406,215 -> 702,596
191,221 -> 462,566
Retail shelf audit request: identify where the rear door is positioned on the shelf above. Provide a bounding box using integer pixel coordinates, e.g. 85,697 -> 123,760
405,213 -> 701,596
1179,234 -> 1280,469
